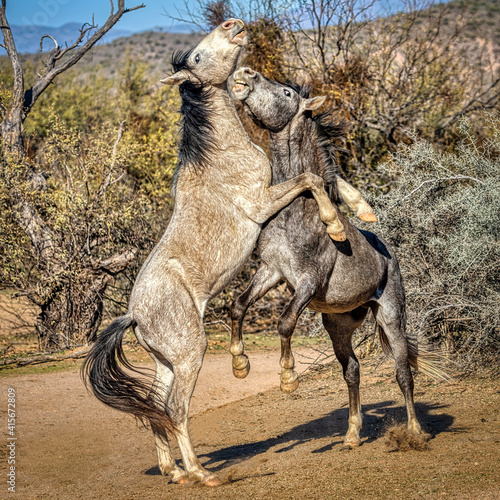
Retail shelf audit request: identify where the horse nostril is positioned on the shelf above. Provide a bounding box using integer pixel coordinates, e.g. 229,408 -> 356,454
222,19 -> 237,30
244,68 -> 256,78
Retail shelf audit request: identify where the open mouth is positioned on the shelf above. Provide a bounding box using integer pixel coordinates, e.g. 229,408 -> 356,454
233,79 -> 250,93
231,27 -> 247,45
232,78 -> 252,99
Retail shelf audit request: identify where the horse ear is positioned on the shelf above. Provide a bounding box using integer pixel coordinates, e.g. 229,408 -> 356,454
160,70 -> 198,86
303,96 -> 326,111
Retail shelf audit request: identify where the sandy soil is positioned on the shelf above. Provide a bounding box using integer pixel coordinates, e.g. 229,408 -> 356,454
1,347 -> 499,500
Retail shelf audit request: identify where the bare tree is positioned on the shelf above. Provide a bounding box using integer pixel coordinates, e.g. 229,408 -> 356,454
229,0 -> 494,186
0,0 -> 145,348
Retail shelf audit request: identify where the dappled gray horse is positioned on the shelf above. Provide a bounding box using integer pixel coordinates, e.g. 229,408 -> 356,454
230,68 -> 446,448
83,20 -> 346,487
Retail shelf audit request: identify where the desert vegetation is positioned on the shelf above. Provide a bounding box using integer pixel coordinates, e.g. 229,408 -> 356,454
0,0 -> 498,368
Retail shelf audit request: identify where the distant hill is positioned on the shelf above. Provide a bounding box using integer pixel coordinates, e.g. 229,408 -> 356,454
5,0 -> 499,81
9,22 -> 197,55
10,23 -> 132,54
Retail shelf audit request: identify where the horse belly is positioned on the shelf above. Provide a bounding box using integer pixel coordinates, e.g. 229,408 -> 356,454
315,258 -> 382,313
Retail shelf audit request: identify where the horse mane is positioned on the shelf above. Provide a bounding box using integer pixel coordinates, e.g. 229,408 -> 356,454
171,49 -> 193,72
313,112 -> 347,201
170,50 -> 217,194
287,82 -> 346,202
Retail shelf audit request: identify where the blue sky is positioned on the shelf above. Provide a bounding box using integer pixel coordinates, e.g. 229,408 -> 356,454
5,0 -> 191,32
6,0 -> 452,32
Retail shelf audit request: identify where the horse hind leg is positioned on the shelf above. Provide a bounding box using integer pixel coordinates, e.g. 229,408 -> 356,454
371,300 -> 422,435
149,356 -> 189,484
278,283 -> 316,393
169,350 -> 223,486
323,309 -> 368,448
230,264 -> 281,379
142,286 -> 220,485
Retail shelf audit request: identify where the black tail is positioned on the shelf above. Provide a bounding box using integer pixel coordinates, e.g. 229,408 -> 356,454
82,314 -> 176,435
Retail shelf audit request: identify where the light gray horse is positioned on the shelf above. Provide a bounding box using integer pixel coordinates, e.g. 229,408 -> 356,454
229,67 -> 447,448
83,20 -> 346,486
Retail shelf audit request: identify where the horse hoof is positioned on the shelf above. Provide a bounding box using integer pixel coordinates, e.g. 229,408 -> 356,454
358,211 -> 378,222
328,230 -> 346,242
202,475 -> 222,487
341,439 -> 360,450
232,355 -> 250,378
171,473 -> 189,484
280,378 -> 299,393
233,365 -> 250,378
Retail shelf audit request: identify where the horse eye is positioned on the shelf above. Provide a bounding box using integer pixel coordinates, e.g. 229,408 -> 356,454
195,53 -> 200,64
284,89 -> 291,97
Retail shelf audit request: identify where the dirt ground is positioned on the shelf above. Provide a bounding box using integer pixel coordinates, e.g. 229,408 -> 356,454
1,346 -> 499,500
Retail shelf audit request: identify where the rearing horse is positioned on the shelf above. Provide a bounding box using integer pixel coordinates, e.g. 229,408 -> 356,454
229,67 -> 447,448
83,20 -> 345,486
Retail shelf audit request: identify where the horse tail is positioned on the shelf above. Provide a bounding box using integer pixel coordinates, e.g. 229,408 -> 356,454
82,314 -> 176,435
376,324 -> 450,382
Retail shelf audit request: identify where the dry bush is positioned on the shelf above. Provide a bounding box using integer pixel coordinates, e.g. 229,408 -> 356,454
283,0 -> 500,185
202,0 -> 234,30
0,60 -> 180,349
370,114 -> 500,368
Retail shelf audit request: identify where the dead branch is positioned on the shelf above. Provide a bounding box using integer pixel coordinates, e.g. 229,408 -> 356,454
22,0 -> 145,117
92,120 -> 126,209
388,175 -> 485,209
39,34 -> 59,52
0,346 -> 91,368
98,248 -> 138,275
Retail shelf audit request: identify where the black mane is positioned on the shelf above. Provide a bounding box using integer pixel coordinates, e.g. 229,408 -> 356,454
313,112 -> 347,202
170,51 -> 217,193
171,49 -> 193,72
287,82 -> 346,202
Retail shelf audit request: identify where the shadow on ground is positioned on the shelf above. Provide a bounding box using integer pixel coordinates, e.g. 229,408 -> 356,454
145,399 -> 457,475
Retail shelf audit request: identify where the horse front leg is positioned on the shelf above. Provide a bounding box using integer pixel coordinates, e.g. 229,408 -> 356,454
230,263 -> 282,378
336,177 -> 377,222
252,172 -> 346,241
278,283 -> 316,393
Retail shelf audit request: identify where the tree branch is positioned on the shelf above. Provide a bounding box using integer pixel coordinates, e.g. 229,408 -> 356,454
1,346 -> 92,368
388,175 -> 485,210
23,0 -> 145,115
0,0 -> 25,146
99,248 -> 138,275
92,120 -> 126,209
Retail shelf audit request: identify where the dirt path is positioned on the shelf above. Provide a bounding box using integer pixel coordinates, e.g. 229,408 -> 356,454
1,348 -> 499,499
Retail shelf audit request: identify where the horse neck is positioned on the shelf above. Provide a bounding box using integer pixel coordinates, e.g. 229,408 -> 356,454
174,83 -> 261,192
269,117 -> 324,184
209,84 -> 254,146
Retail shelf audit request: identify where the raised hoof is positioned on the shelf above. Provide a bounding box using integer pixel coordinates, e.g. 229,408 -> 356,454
233,365 -> 250,379
328,230 -> 347,242
358,211 -> 378,222
201,475 -> 223,487
232,355 -> 250,379
280,378 -> 299,394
